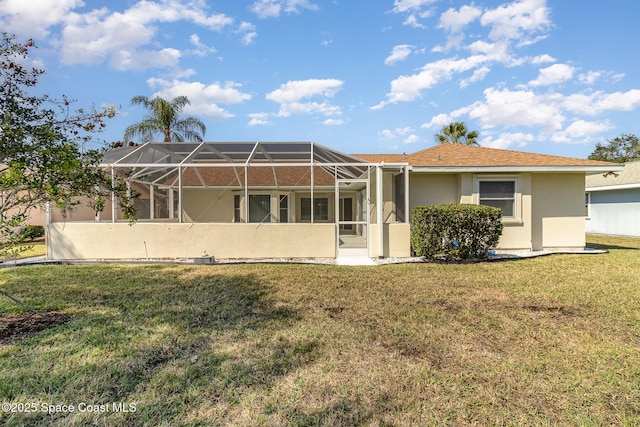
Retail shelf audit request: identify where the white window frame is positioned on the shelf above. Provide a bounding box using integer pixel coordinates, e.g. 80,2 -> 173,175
278,193 -> 289,223
585,192 -> 590,218
477,178 -> 518,220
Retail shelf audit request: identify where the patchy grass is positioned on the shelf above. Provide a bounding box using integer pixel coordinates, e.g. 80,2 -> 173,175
0,236 -> 639,425
0,241 -> 46,261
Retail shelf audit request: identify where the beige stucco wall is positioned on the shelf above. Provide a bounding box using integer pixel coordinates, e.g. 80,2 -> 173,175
408,171 -> 585,251
531,173 -> 586,250
48,222 -> 336,260
6,204 -> 47,226
409,174 -> 459,208
471,173 -> 533,251
369,171 -> 397,223
370,223 -> 411,257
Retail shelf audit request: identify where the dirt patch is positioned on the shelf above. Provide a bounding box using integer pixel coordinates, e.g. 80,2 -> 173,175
521,304 -> 579,317
323,306 -> 345,319
0,311 -> 71,344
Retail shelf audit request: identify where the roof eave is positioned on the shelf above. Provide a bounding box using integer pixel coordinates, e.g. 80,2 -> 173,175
586,183 -> 640,192
410,165 -> 625,173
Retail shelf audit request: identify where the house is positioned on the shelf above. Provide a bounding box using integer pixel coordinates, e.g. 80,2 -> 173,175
46,142 -> 621,261
0,163 -> 46,228
585,160 -> 640,237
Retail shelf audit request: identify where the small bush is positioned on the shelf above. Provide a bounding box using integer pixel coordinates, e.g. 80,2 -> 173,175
411,204 -> 503,261
21,225 -> 45,241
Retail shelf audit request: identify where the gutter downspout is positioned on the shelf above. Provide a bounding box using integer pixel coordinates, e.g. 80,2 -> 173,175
404,165 -> 410,224
111,166 -> 116,223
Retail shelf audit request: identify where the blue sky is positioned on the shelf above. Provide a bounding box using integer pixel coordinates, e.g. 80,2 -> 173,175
2,0 -> 640,158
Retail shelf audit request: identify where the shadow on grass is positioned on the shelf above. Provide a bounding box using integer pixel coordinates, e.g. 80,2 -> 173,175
585,234 -> 640,250
0,267 -> 317,425
586,242 -> 640,250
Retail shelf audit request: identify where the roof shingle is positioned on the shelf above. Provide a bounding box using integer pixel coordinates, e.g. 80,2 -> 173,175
355,144 -> 617,167
586,160 -> 640,188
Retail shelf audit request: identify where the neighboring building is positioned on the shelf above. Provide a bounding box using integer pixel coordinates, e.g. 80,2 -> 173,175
47,142 -> 621,261
585,160 -> 640,237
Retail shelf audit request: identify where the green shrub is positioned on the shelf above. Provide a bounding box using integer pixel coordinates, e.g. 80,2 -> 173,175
411,204 -> 503,261
21,225 -> 45,241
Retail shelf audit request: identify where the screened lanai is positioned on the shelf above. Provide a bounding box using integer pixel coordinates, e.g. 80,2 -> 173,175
48,142 -> 411,260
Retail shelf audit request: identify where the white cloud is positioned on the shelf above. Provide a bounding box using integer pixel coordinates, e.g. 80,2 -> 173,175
372,55 -> 492,109
467,87 -> 565,131
57,1 -> 233,70
527,63 -> 575,87
550,120 -> 613,143
531,54 -> 555,64
0,0 -> 84,38
147,78 -> 252,120
392,0 -> 437,28
403,134 -> 421,144
248,113 -> 272,126
421,113 -> 454,130
266,79 -> 343,117
467,40 -> 509,57
237,21 -> 257,45
392,0 -> 436,13
480,0 -> 551,42
460,66 -> 491,88
438,5 -> 482,33
275,101 -> 342,117
267,79 -> 342,103
578,71 -> 602,85
403,14 -> 426,29
593,89 -> 640,113
189,34 -> 217,57
380,129 -> 394,139
431,85 -> 640,148
250,0 -> 318,19
379,127 -> 414,139
385,45 -> 414,65
323,118 -> 344,126
562,89 -> 640,116
110,48 -> 182,71
481,132 -> 535,149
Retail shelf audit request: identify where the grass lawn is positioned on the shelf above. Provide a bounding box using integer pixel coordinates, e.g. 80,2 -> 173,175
0,241 -> 46,261
0,235 -> 639,426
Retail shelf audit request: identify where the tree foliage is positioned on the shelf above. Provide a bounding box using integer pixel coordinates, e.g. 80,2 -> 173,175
588,134 -> 640,163
435,121 -> 479,145
0,33 -> 136,255
123,95 -> 206,143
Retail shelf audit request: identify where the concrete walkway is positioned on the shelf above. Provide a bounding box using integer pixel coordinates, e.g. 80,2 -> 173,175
0,255 -> 50,268
336,256 -> 377,266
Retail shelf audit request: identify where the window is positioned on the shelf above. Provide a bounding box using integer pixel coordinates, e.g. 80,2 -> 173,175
249,195 -> 271,223
479,180 -> 515,217
394,173 -> 406,223
585,192 -> 590,217
234,195 -> 241,222
279,194 -> 288,223
301,197 -> 329,221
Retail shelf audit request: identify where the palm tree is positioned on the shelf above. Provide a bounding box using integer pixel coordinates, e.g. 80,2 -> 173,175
435,121 -> 479,145
123,95 -> 206,143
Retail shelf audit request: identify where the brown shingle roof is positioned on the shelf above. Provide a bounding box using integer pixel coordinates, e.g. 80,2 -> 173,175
354,144 -> 617,167
177,166 -> 335,187
352,153 -> 409,163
